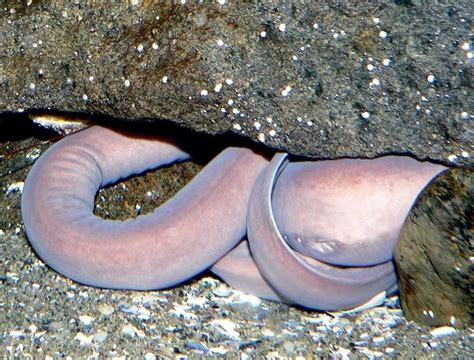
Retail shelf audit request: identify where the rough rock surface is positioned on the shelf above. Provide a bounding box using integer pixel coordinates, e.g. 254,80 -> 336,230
395,168 -> 473,328
1,1 -> 472,166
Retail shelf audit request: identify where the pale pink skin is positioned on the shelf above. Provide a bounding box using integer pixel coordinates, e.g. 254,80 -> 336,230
242,153 -> 446,310
22,125 -> 447,310
211,240 -> 290,303
22,126 -> 268,289
272,156 -> 448,266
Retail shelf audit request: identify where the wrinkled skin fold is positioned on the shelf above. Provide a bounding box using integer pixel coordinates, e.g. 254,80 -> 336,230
21,125 -> 447,311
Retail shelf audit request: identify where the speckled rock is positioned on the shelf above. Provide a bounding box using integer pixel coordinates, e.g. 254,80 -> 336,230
395,168 -> 473,328
1,1 -> 472,167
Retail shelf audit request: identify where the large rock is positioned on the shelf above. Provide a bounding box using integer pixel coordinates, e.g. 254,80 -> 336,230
395,168 -> 473,328
1,1 -> 472,166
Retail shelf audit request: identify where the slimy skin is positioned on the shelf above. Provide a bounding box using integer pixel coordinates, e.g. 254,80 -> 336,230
21,126 -> 268,289
247,154 -> 399,310
21,125 -> 447,311
211,240 -> 289,303
272,156 -> 447,266
211,240 -> 392,311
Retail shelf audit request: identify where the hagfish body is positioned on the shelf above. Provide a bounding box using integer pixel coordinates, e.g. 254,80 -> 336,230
21,125 -> 447,310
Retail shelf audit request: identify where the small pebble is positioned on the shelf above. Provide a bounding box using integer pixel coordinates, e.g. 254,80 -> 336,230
47,321 -> 63,332
79,315 -> 95,326
212,285 -> 231,297
430,326 -> 456,338
74,332 -> 93,346
186,341 -> 209,354
6,272 -> 19,284
118,303 -> 150,319
261,328 -> 275,337
97,304 -> 114,316
92,330 -> 108,343
121,324 -> 145,339
186,296 -> 208,308
209,346 -> 229,355
333,347 -> 351,360
227,291 -> 262,307
9,330 -> 26,339
210,319 -> 240,340
373,336 -> 385,345
169,304 -> 197,320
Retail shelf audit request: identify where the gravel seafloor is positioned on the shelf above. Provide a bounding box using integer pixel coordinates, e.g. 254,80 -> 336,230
1,131 -> 473,359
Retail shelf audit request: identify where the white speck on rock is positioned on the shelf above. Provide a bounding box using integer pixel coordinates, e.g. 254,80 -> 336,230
370,78 -> 381,87
447,154 -> 458,162
461,42 -> 470,51
281,85 -> 292,96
